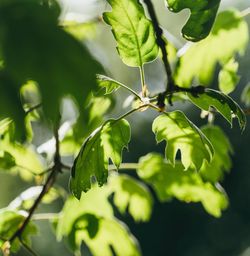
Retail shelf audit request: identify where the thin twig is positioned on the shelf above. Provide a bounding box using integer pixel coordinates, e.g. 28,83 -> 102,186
25,103 -> 42,116
143,0 -> 175,99
9,125 -> 62,243
19,239 -> 39,256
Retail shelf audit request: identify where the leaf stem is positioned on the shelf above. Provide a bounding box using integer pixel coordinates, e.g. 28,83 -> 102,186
139,66 -> 147,97
109,163 -> 139,171
32,213 -> 59,221
241,7 -> 250,17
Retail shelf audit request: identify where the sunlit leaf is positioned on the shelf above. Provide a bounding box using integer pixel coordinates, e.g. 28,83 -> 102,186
241,82 -> 250,107
200,125 -> 233,183
188,89 -> 246,131
0,210 -> 37,253
70,119 -> 131,199
0,121 -> 44,180
68,215 -> 141,256
108,174 -> 153,222
138,153 -> 228,217
219,58 -> 239,94
152,111 -> 213,170
166,0 -> 221,41
175,10 -> 248,87
103,0 -> 158,67
0,0 -> 102,123
56,187 -> 140,256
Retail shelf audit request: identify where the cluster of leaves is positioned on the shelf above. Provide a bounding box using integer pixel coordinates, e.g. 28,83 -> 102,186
0,0 -> 249,255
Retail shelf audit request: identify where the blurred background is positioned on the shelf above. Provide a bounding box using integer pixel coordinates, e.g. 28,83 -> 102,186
0,0 -> 250,255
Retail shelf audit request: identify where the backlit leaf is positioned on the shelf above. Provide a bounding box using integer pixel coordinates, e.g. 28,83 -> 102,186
175,10 -> 248,87
108,174 -> 153,222
218,58 -> 239,94
70,119 -> 131,199
200,125 -> 233,183
138,153 -> 228,217
241,82 -> 250,107
152,111 -> 213,170
166,0 -> 221,41
188,89 -> 246,131
103,0 -> 158,67
0,210 -> 37,253
56,187 -> 140,256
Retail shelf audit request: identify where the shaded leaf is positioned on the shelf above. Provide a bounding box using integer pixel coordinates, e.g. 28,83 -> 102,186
103,0 -> 158,67
188,88 -> 246,131
0,210 -> 37,253
108,174 -> 153,222
152,111 -> 213,170
0,152 -> 16,170
219,58 -> 239,94
166,0 -> 221,41
70,119 -> 131,199
0,0 -> 102,123
137,153 -> 228,217
97,74 -> 121,94
175,10 -> 248,87
200,125 -> 233,183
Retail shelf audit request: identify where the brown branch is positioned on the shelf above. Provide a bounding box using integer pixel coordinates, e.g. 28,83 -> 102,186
9,124 -> 62,243
143,0 -> 175,101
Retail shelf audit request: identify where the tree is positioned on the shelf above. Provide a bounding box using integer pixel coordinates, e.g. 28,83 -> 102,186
0,0 -> 249,255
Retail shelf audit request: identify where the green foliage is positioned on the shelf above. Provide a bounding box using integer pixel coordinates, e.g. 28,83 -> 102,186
0,0 -> 248,255
241,82 -> 250,107
108,174 -> 153,222
200,126 -> 233,183
0,210 -> 37,253
152,111 -> 213,170
218,58 -> 239,95
175,10 -> 248,88
103,0 -> 158,67
138,153 -> 228,217
166,0 -> 221,41
0,0 -> 102,125
188,89 -> 246,131
56,187 -> 140,256
70,119 -> 130,198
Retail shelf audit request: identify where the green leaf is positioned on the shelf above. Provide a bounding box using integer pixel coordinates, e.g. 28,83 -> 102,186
166,0 -> 221,41
108,174 -> 153,222
152,111 -> 213,170
218,58 -> 239,94
68,215 -> 141,256
175,10 -> 249,87
0,0 -> 102,122
188,88 -> 246,131
137,153 -> 228,217
0,120 -> 44,180
0,210 -> 37,253
70,119 -> 131,199
241,82 -> 250,107
56,187 -> 140,256
103,0 -> 158,67
97,74 -> 121,94
200,125 -> 233,183
0,152 -> 16,170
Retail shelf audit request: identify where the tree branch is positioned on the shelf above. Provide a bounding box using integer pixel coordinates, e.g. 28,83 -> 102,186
9,124 -> 62,243
143,0 -> 175,100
